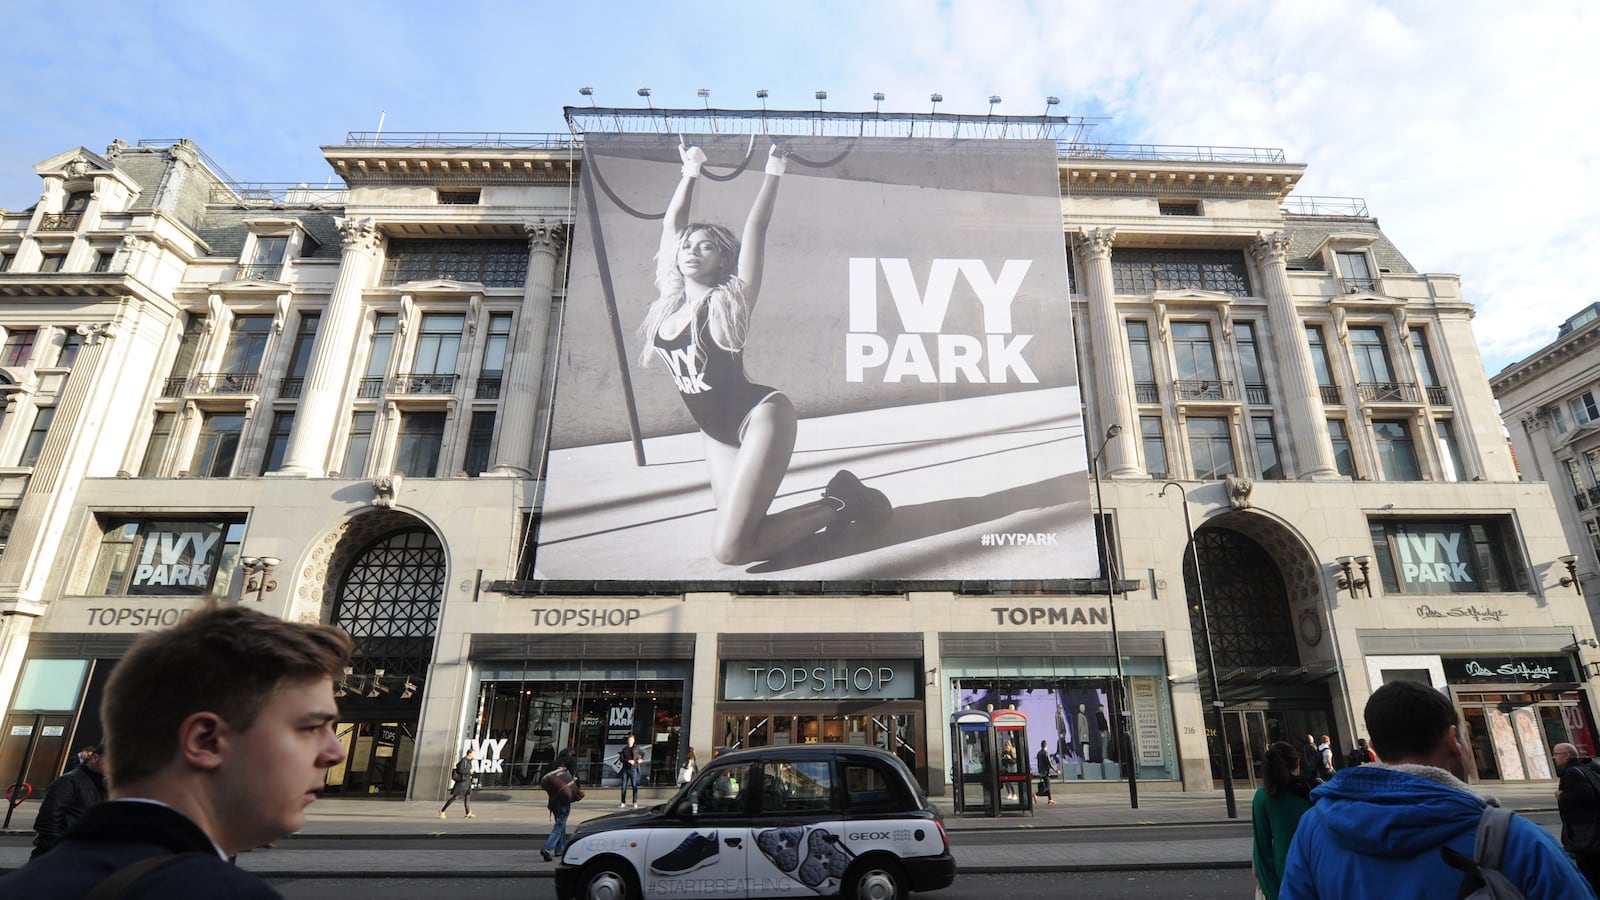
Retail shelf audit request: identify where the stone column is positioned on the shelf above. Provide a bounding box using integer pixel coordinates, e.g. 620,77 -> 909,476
275,216 -> 380,477
488,221 -> 564,477
1250,231 -> 1338,479
1074,227 -> 1143,478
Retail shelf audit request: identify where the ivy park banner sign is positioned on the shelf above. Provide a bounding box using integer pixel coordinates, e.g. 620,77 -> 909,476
536,133 -> 1091,582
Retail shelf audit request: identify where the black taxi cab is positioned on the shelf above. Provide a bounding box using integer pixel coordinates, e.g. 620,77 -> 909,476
555,745 -> 955,900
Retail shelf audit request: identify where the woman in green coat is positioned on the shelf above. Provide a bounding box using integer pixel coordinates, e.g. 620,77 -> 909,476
1252,740 -> 1315,899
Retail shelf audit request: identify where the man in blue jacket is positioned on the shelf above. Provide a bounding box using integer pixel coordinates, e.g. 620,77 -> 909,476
1280,680 -> 1592,899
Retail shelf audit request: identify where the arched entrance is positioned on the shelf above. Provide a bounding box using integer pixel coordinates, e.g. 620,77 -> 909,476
1182,517 -> 1341,788
322,523 -> 445,798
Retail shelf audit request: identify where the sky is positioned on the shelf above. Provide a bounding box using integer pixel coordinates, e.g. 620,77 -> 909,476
2,0 -> 1595,376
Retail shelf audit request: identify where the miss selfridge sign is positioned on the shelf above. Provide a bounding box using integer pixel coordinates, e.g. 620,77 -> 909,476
1443,656 -> 1576,685
722,660 -> 917,701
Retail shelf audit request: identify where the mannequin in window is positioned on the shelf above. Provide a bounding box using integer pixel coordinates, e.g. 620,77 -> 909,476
1078,703 -> 1091,764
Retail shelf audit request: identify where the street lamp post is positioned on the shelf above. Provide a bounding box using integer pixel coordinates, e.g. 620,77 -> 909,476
1091,424 -> 1137,809
1159,481 -> 1238,820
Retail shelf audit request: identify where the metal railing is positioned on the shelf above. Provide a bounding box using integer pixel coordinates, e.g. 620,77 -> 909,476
236,263 -> 282,281
1588,485 -> 1600,506
389,373 -> 458,395
1339,277 -> 1379,294
1133,382 -> 1160,404
1064,142 -> 1286,163
1245,384 -> 1270,405
1357,381 -> 1422,403
1174,379 -> 1237,402
210,183 -> 350,206
1319,385 -> 1343,405
1578,490 -> 1592,512
278,377 -> 304,399
357,377 -> 385,399
1281,196 -> 1369,217
164,372 -> 262,395
38,213 -> 82,232
1425,386 -> 1450,407
345,131 -> 577,150
475,377 -> 502,400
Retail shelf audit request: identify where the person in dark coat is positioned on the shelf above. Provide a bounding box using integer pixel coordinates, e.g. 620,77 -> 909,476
31,744 -> 108,858
1035,739 -> 1057,805
1555,742 -> 1600,892
439,748 -> 477,819
0,604 -> 353,900
542,747 -> 580,861
1299,733 -> 1323,784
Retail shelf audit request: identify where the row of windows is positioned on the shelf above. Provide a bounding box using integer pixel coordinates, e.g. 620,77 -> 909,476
2,328 -> 85,369
1136,412 -> 1465,483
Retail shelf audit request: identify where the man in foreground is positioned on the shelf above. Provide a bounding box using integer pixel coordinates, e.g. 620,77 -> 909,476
1280,680 -> 1591,899
0,604 -> 352,898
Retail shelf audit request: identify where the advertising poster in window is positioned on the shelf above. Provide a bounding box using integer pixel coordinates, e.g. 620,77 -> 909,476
126,521 -> 229,595
1389,524 -> 1478,593
538,133 -> 1088,581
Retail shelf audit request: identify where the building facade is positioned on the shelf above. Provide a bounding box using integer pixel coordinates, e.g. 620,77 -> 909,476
1491,303 -> 1600,612
0,120 -> 1591,802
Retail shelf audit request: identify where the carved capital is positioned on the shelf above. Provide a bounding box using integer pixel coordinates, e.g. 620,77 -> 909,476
525,219 -> 566,256
335,215 -> 381,253
1250,230 -> 1292,266
74,323 -> 115,345
1075,226 -> 1116,261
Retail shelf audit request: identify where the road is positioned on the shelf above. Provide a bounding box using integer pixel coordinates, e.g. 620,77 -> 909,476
268,869 -> 1258,899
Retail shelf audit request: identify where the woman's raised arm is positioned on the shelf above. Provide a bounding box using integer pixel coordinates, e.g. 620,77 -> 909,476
661,139 -> 704,254
737,143 -> 788,303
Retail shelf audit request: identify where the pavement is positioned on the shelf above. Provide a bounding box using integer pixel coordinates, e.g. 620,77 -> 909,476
0,780 -> 1565,878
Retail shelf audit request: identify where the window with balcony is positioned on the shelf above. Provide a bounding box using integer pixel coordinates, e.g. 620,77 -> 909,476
1373,419 -> 1420,481
18,406 -> 54,466
41,191 -> 89,232
263,411 -> 295,473
3,330 -> 37,367
343,411 -> 375,476
1368,518 -> 1517,595
1435,418 -> 1466,482
1336,251 -> 1376,292
240,235 -> 288,281
394,313 -> 464,395
1236,321 -> 1268,404
87,516 -> 245,597
222,316 -> 272,375
1110,248 -> 1251,296
359,314 -> 397,398
463,411 -> 496,476
478,313 -> 511,399
395,411 -> 446,477
1173,322 -> 1228,399
1328,419 -> 1356,478
280,312 -> 320,399
1187,416 -> 1234,479
1126,320 -> 1158,402
1253,417 -> 1284,480
1305,324 -> 1338,403
190,412 -> 245,477
1141,415 -> 1168,479
381,238 -> 527,288
1352,326 -> 1416,402
141,411 -> 176,476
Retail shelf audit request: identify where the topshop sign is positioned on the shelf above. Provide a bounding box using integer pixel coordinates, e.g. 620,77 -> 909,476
722,660 -> 917,701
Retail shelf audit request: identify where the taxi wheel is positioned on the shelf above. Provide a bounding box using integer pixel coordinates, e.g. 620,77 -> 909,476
843,856 -> 907,900
577,859 -> 638,900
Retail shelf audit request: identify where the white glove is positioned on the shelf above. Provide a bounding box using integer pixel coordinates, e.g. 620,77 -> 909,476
765,144 -> 789,177
680,140 -> 706,178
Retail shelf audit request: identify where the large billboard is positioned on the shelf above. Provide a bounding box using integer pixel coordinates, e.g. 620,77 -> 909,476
537,133 -> 1091,581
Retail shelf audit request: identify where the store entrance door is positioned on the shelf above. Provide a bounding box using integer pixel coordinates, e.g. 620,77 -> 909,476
719,706 -> 924,788
325,721 -> 416,797
1220,709 -> 1269,789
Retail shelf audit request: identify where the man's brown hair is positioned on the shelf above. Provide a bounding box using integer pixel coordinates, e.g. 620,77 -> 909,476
102,604 -> 352,784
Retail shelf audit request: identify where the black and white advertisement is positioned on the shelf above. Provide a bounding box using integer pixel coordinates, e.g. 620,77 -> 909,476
538,133 -> 1091,580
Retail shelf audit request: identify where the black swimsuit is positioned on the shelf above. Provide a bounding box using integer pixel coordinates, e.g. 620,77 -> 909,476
653,306 -> 780,446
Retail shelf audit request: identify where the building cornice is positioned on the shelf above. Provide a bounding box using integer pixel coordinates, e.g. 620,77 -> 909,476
1061,160 -> 1306,202
1491,319 -> 1600,392
323,146 -> 577,187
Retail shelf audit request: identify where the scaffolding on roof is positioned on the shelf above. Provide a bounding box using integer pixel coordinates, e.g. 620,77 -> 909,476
563,105 -> 1103,145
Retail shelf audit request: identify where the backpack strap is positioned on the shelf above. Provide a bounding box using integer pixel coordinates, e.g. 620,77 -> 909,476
86,851 -> 213,900
1474,805 -> 1513,872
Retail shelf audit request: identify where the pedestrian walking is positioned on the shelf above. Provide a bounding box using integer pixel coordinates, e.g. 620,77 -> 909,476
439,748 -> 476,819
30,744 -> 108,858
541,747 -> 580,862
1555,742 -> 1600,892
1251,741 -> 1315,900
1035,740 -> 1057,805
618,733 -> 642,808
676,747 -> 698,788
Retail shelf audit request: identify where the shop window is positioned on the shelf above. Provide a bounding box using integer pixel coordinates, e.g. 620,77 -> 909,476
11,659 -> 88,710
1367,518 -> 1518,595
3,330 -> 37,367
87,516 -> 246,597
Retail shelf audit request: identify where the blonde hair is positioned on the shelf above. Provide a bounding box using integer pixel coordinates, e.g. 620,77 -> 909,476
638,224 -> 750,366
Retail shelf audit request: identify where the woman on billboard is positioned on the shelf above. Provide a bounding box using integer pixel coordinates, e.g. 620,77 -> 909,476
639,139 -> 891,565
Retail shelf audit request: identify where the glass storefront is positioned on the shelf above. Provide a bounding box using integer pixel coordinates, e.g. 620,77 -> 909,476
718,709 -> 921,778
1444,653 -> 1594,782
473,661 -> 689,789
